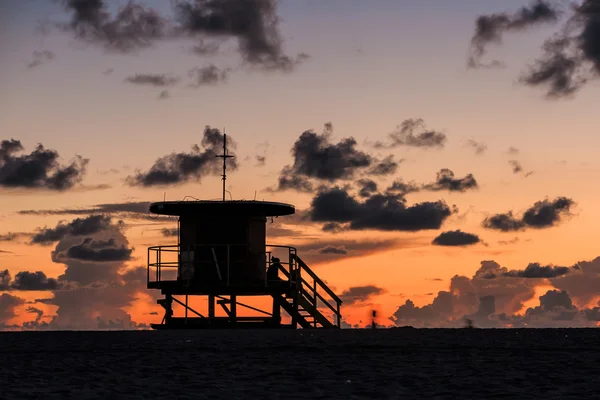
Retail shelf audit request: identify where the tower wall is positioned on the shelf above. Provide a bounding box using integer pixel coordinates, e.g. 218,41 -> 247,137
178,214 -> 267,285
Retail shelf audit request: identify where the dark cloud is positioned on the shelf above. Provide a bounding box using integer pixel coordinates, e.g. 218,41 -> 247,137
7,271 -> 62,291
18,201 -> 170,222
321,222 -> 347,234
126,126 -> 237,187
422,169 -> 478,192
125,73 -> 179,86
468,0 -> 561,68
58,237 -> 134,262
368,155 -> 400,176
57,0 -> 168,52
309,186 -> 455,232
384,179 -> 421,196
471,1 -> 600,97
0,293 -> 25,326
356,179 -> 378,198
339,285 -> 387,306
0,270 -> 10,290
31,215 -> 114,245
191,39 -> 220,56
268,167 -> 314,193
483,197 -> 575,232
375,119 -> 447,149
173,0 -> 306,71
188,65 -> 230,86
551,256 -> 600,308
27,50 -> 55,68
158,90 -> 169,100
483,262 -> 572,279
319,245 -> 348,255
509,160 -> 523,174
0,139 -> 88,191
432,230 -> 481,247
465,139 -> 487,155
287,124 -> 372,181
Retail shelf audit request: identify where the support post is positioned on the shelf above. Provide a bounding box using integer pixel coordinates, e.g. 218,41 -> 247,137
208,294 -> 215,324
185,294 -> 188,324
230,295 -> 237,327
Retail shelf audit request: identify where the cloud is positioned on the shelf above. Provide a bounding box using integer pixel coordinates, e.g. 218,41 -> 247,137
158,90 -> 169,100
255,155 -> 266,167
125,73 -> 179,86
470,1 -> 600,97
482,197 -> 575,232
483,262 -> 572,279
27,50 -> 55,68
384,179 -> 421,196
56,237 -> 134,262
173,0 -> 306,72
432,230 -> 481,247
27,215 -> 158,330
126,126 -> 237,187
375,119 -> 447,149
356,179 -> 378,198
468,0 -> 560,68
368,155 -> 400,176
30,214 -> 115,246
18,201 -> 162,221
0,139 -> 88,191
508,146 -> 520,155
319,245 -> 348,255
57,0 -> 168,52
295,238 -> 408,264
188,65 -> 230,86
465,139 -> 487,155
509,160 -> 523,174
339,285 -> 387,306
309,186 -> 456,232
422,169 -> 478,192
0,293 -> 25,326
9,271 -> 62,291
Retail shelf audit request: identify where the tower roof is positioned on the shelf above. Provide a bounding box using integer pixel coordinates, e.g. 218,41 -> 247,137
149,200 -> 295,217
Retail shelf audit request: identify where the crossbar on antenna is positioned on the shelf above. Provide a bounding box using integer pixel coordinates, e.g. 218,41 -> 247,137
216,131 -> 235,201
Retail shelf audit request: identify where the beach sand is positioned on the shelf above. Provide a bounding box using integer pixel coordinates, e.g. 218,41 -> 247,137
1,328 -> 598,399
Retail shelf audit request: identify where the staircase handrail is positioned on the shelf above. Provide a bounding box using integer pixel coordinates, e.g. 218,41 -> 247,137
292,254 -> 342,305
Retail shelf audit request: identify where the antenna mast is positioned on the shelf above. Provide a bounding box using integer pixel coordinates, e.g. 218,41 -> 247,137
216,131 -> 234,201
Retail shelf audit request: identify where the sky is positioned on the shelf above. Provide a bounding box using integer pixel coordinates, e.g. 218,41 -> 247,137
1,0 -> 599,330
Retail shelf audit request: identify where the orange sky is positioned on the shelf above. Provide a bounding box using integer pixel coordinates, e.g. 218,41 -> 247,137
1,0 -> 599,330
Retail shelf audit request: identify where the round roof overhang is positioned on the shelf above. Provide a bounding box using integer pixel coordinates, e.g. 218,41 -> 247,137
149,200 -> 295,217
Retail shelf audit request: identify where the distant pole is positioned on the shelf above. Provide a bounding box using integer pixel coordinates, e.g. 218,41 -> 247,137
216,130 -> 235,201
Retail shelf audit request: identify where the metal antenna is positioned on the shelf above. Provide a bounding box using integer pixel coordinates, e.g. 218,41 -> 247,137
216,130 -> 234,201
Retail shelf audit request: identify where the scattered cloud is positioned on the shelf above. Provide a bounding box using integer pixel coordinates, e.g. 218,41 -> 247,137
27,50 -> 55,68
126,126 -> 237,187
432,230 -> 482,247
422,169 -> 478,193
339,285 -> 387,306
125,73 -> 179,86
0,139 -> 88,191
482,197 -> 575,232
188,65 -> 230,86
309,186 -> 456,232
465,139 -> 487,155
468,0 -> 560,68
375,119 -> 447,149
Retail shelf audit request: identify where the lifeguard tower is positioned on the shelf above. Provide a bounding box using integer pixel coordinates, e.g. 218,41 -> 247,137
146,135 -> 342,329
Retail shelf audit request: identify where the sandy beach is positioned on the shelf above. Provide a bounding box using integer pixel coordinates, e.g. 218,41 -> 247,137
1,328 -> 598,399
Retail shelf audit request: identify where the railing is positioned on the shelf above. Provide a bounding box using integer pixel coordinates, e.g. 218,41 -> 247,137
147,244 -> 298,287
291,254 -> 342,328
147,244 -> 343,328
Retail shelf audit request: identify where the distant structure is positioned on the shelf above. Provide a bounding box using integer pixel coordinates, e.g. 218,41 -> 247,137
146,134 -> 342,329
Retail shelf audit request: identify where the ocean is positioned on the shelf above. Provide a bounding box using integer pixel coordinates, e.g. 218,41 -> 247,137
1,328 -> 598,399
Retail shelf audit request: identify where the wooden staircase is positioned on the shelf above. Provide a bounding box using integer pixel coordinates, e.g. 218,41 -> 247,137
274,253 -> 342,329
